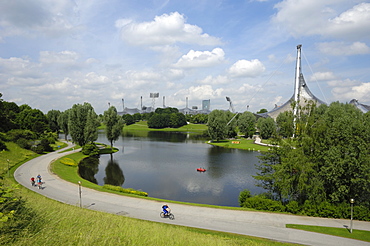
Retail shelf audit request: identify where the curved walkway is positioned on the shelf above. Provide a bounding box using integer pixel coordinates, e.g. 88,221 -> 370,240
14,143 -> 370,246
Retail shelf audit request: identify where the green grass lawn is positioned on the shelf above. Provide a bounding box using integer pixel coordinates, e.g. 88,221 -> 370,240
0,142 -> 39,175
209,139 -> 270,152
286,224 -> 370,242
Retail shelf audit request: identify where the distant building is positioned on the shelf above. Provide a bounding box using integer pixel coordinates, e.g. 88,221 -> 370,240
349,99 -> 370,113
202,99 -> 210,111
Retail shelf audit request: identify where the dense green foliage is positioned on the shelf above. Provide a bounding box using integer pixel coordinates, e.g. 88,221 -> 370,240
257,117 -> 276,139
187,113 -> 208,124
147,107 -> 187,128
81,143 -> 99,156
104,106 -> 124,149
68,103 -> 99,146
237,111 -> 256,138
47,109 -> 61,132
251,102 -> 370,219
16,108 -> 49,135
276,111 -> 294,138
122,114 -> 135,125
207,110 -> 227,141
57,109 -> 70,141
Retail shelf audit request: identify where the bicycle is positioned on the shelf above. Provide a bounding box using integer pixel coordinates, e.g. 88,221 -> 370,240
160,210 -> 175,220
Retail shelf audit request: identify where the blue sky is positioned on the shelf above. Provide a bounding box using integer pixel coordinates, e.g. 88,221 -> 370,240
0,0 -> 369,114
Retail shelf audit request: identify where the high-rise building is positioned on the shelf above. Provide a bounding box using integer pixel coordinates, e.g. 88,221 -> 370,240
202,99 -> 210,111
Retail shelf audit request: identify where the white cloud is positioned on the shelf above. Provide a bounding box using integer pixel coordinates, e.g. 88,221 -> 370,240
198,75 -> 229,85
272,1 -> 370,40
328,3 -> 370,39
174,48 -> 225,68
228,59 -> 265,77
309,71 -> 337,82
0,0 -> 79,39
332,81 -> 370,102
116,12 -> 222,47
0,57 -> 42,80
39,50 -> 80,65
84,72 -> 110,87
327,78 -> 358,87
174,85 -> 224,100
317,42 -> 370,56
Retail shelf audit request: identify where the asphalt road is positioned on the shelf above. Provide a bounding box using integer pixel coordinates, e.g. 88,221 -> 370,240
14,142 -> 370,245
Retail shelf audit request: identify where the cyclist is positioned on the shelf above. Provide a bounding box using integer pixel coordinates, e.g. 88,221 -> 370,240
30,177 -> 35,186
162,204 -> 170,215
37,176 -> 42,189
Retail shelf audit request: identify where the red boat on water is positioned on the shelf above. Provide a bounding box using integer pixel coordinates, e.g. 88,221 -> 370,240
197,168 -> 206,172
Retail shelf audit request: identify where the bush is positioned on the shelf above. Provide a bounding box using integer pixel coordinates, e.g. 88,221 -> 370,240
317,201 -> 337,218
238,189 -> 252,207
6,129 -> 36,142
0,140 -> 7,151
300,200 -> 318,216
40,138 -> 53,152
16,138 -> 31,149
82,144 -> 99,156
102,184 -> 148,197
286,200 -> 300,214
31,145 -> 44,154
60,158 -> 77,166
354,205 -> 370,221
242,196 -> 285,212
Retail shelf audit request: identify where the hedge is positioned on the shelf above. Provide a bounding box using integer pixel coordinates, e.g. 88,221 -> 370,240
102,184 -> 148,197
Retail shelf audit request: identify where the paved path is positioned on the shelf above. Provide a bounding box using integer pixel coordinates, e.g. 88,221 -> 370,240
14,143 -> 370,245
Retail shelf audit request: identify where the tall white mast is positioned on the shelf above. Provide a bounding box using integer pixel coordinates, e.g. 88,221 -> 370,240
292,45 -> 302,137
293,44 -> 302,117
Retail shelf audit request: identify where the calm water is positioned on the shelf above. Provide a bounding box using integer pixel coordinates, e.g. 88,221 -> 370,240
79,131 -> 265,207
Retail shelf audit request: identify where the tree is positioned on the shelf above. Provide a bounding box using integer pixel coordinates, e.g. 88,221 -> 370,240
47,109 -> 61,132
0,97 -> 20,132
225,111 -> 237,138
147,114 -> 169,128
169,113 -> 187,128
190,114 -> 208,124
255,102 -> 370,207
122,114 -> 134,125
310,102 -> 370,204
257,108 -> 268,114
133,113 -> 142,122
104,106 -> 124,149
58,109 -> 70,141
15,108 -> 49,135
207,110 -> 227,141
68,103 -> 95,146
84,109 -> 99,144
257,117 -> 276,139
237,111 -> 256,138
276,111 -> 294,138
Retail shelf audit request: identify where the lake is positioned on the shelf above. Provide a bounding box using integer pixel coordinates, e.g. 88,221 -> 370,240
79,131 -> 265,207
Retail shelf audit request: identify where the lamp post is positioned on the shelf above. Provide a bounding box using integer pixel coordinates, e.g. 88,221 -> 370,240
78,181 -> 82,208
350,198 -> 355,233
7,159 -> 10,177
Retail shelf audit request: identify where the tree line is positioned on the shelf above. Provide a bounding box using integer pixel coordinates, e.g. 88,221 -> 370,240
241,101 -> 370,220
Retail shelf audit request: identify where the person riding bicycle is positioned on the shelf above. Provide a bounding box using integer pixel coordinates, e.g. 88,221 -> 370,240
162,204 -> 170,215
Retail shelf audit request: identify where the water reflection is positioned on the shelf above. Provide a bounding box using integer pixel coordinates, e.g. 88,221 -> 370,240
78,156 -> 99,184
104,154 -> 125,186
79,131 -> 264,207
